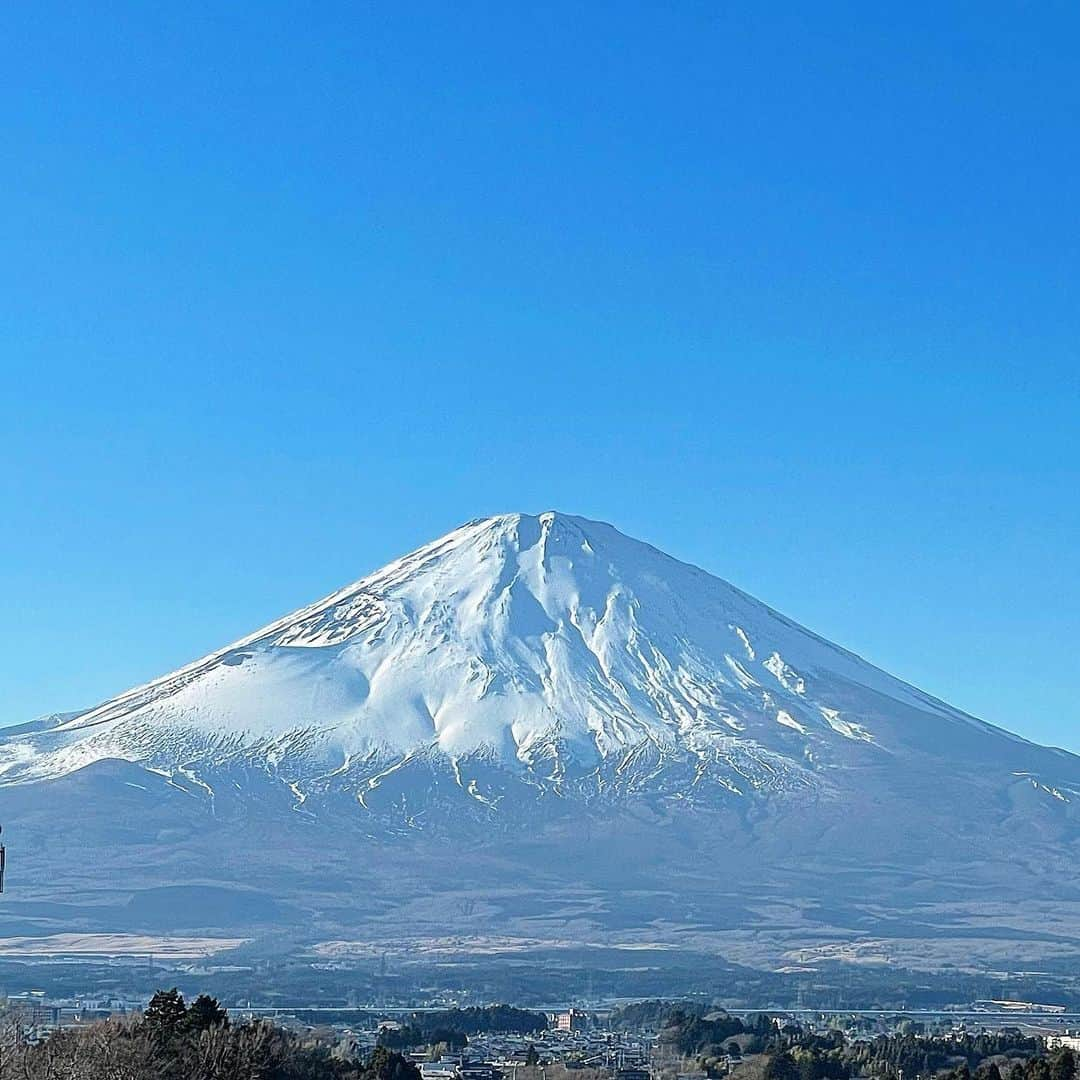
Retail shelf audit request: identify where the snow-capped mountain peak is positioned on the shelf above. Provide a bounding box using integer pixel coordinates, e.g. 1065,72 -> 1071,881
0,512 -> 1054,816
6,512 -> 1080,976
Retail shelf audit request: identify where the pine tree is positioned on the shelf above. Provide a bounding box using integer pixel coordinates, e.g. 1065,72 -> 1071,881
764,1051 -> 800,1080
365,1045 -> 423,1080
185,993 -> 228,1032
142,988 -> 188,1043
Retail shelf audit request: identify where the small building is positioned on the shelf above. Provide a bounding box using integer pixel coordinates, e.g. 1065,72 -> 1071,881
422,1059 -> 464,1080
555,1010 -> 586,1033
460,1064 -> 501,1080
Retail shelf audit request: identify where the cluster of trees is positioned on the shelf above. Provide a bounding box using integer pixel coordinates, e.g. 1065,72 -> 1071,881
377,1024 -> 467,1053
610,1001 -> 708,1031
842,1032 -> 1045,1078
647,1001 -> 1069,1080
660,1009 -> 775,1056
757,1032 -> 1075,1080
409,1006 -> 548,1036
0,989 -> 425,1080
378,1004 -> 548,1054
938,1049 -> 1077,1080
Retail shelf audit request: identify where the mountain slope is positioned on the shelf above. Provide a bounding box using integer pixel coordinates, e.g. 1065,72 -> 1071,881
2,511 -> 1078,977
0,512 -> 1061,789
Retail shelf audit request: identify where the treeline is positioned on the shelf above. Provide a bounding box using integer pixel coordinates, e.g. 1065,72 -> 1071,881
936,1048 -> 1076,1080
843,1031 -> 1045,1078
378,1005 -> 548,1050
609,1001 -> 707,1031
659,1009 -> 775,1056
0,989 -> 423,1080
649,1002 -> 1062,1080
760,1031 -> 1070,1080
408,1005 -> 548,1035
378,1025 -> 466,1052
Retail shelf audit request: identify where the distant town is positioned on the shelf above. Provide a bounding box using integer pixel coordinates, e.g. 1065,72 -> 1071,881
6,991 -> 1080,1080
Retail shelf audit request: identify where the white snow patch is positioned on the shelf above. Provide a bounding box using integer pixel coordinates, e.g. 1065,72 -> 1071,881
819,707 -> 874,743
731,625 -> 755,661
776,710 -> 808,735
724,655 -> 758,690
763,652 -> 805,695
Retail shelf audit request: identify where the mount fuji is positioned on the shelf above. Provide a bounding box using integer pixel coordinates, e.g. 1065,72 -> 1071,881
3,512 -> 1079,978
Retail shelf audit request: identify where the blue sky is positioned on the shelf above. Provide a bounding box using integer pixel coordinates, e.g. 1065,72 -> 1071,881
2,4 -> 1078,746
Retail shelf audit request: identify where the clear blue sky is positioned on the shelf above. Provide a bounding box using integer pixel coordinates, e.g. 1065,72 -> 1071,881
2,4 -> 1078,747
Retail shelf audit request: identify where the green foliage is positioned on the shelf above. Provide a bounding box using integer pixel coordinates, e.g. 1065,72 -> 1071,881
428,1028 -> 468,1050
361,1046 -> 423,1080
186,993 -> 229,1033
660,1009 -> 749,1055
766,1026 -> 1045,1080
763,1051 -> 799,1080
377,1004 -> 543,1055
407,1005 -> 546,1036
378,1025 -> 427,1050
792,1044 -> 849,1080
142,988 -> 189,1043
608,1001 -> 707,1030
378,1021 -> 470,1052
140,988 -> 229,1046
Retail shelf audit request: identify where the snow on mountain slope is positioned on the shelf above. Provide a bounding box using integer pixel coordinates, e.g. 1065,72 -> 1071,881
0,512 -> 1071,820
